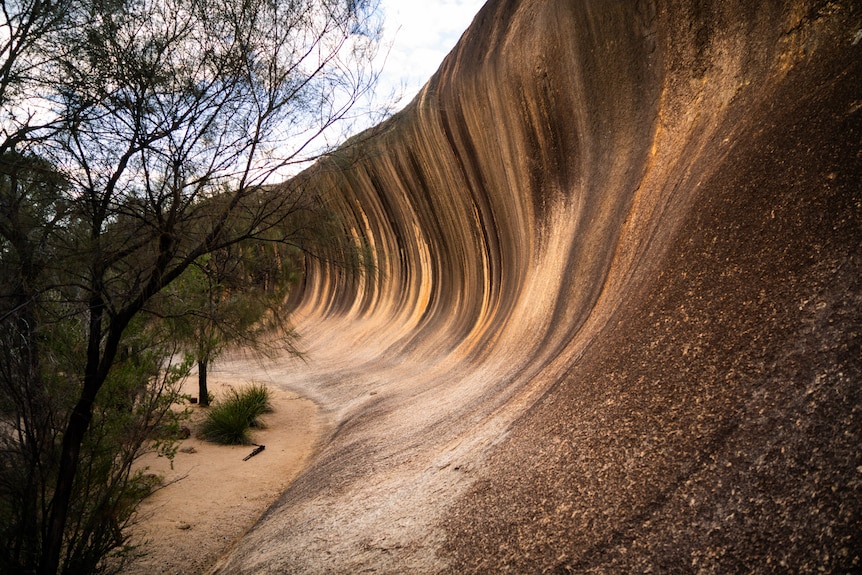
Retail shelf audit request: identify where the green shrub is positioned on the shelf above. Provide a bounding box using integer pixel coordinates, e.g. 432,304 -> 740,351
236,382 -> 274,422
199,383 -> 273,445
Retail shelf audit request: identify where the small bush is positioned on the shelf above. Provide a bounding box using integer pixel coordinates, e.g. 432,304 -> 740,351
199,384 -> 273,445
236,382 -> 274,420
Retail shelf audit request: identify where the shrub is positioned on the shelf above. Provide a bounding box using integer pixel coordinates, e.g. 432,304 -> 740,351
199,384 -> 273,445
236,382 -> 274,423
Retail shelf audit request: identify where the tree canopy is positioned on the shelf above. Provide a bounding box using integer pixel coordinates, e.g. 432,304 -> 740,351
0,0 -> 381,572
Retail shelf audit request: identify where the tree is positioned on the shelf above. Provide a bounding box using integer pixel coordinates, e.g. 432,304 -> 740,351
0,150 -> 193,573
0,151 -> 70,571
0,0 -> 382,572
159,238 -> 302,407
0,0 -> 78,157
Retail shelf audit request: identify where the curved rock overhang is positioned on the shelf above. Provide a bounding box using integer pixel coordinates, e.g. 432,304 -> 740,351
216,0 -> 861,573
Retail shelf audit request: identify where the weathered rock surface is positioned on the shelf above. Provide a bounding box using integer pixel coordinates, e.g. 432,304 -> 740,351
214,0 -> 861,573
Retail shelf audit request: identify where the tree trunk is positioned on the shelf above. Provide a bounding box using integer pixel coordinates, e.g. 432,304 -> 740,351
40,305 -> 127,574
198,359 -> 209,407
41,355 -> 100,572
41,395 -> 93,574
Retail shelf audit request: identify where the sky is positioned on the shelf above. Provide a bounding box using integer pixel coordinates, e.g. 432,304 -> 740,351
373,1 -> 486,110
283,1 -> 488,173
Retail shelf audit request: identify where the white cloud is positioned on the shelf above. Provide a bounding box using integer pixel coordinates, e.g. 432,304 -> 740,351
375,1 -> 486,108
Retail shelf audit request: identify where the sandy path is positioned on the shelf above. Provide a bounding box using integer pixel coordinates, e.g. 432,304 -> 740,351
123,371 -> 323,575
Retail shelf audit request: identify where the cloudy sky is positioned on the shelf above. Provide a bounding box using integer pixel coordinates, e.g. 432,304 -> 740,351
374,1 -> 486,109
286,1 -> 487,168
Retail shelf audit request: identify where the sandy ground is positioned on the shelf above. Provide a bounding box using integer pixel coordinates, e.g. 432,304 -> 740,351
123,372 -> 322,575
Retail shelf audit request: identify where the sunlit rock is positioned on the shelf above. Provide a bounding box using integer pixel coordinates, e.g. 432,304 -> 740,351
215,0 -> 861,573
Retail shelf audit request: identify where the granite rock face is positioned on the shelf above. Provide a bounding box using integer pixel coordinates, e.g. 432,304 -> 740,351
216,1 -> 861,573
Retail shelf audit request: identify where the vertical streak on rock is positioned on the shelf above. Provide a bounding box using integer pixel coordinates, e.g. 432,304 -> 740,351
214,0 -> 860,573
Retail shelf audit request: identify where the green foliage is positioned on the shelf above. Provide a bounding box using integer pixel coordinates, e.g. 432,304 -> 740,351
0,0 -> 382,569
152,211 -> 309,406
235,381 -> 275,419
161,240 -> 301,358
199,402 -> 254,445
0,309 -> 193,574
199,384 -> 273,445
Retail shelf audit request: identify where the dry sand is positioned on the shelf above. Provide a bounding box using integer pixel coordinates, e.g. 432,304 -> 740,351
123,372 -> 322,575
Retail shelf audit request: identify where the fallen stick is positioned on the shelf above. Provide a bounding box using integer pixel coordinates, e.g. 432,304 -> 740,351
243,444 -> 265,461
